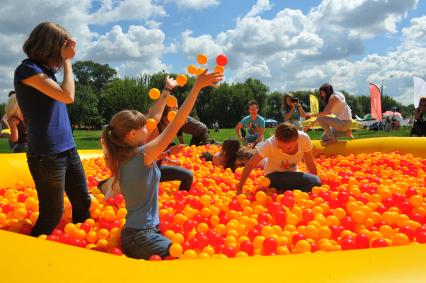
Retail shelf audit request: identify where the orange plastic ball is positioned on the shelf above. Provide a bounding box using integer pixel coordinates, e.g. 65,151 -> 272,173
146,119 -> 157,131
197,54 -> 208,65
176,74 -> 188,87
148,88 -> 161,100
187,65 -> 197,75
169,243 -> 183,257
166,96 -> 178,108
167,111 -> 177,122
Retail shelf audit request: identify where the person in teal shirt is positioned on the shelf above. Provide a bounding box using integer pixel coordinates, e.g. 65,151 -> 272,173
235,100 -> 265,146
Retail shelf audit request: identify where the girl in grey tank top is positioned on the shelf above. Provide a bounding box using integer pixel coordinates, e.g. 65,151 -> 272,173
100,72 -> 223,260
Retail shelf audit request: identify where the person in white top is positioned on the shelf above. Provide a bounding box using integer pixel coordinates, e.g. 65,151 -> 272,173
236,122 -> 321,194
305,84 -> 354,146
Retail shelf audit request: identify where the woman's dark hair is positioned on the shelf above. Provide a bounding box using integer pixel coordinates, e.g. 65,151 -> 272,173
419,97 -> 426,108
283,93 -> 293,112
23,22 -> 71,69
199,152 -> 213,162
319,83 -> 334,105
222,139 -> 241,171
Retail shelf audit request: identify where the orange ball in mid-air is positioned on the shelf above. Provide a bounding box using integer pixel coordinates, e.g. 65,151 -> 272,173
176,74 -> 188,87
148,88 -> 161,100
166,96 -> 178,108
214,65 -> 225,74
187,65 -> 197,75
197,54 -> 208,65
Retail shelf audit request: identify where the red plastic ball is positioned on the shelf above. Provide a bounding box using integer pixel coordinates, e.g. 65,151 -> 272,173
371,238 -> 388,248
341,235 -> 357,250
216,54 -> 228,66
149,255 -> 163,261
240,240 -> 254,256
355,233 -> 370,249
263,237 -> 277,254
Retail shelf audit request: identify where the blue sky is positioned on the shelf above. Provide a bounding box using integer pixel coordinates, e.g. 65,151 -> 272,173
1,0 -> 425,105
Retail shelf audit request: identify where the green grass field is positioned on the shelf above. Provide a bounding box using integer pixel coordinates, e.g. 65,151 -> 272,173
0,127 -> 413,153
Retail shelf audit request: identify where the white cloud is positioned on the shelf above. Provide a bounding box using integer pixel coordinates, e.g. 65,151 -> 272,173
246,0 -> 272,18
166,0 -> 219,10
295,69 -> 326,81
402,16 -> 426,45
116,60 -> 170,78
179,0 -> 423,105
180,30 -> 223,68
0,66 -> 15,102
85,25 -> 165,62
310,0 -> 418,37
233,61 -> 272,82
90,0 -> 166,24
0,0 -> 171,102
306,0 -> 419,62
0,0 -> 424,108
180,8 -> 322,70
83,24 -> 173,77
0,0 -> 95,101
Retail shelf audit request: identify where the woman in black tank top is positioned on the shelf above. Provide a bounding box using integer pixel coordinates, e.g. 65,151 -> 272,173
7,114 -> 28,153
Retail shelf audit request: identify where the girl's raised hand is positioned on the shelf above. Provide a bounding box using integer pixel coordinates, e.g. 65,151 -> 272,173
61,38 -> 76,60
165,75 -> 178,90
193,70 -> 223,90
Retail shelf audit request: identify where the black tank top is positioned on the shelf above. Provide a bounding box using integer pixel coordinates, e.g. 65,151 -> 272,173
11,115 -> 27,144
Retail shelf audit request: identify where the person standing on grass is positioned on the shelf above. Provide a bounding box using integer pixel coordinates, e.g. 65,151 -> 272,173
235,100 -> 265,147
4,93 -> 28,153
14,22 -> 91,236
1,91 -> 17,133
412,97 -> 426,136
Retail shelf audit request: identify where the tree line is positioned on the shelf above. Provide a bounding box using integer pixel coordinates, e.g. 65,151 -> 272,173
1,60 -> 415,129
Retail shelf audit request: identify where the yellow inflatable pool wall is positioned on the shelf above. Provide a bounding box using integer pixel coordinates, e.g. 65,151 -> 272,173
1,137 -> 426,282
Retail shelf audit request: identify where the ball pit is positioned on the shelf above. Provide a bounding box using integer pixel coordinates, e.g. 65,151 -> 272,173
1,138 -> 426,282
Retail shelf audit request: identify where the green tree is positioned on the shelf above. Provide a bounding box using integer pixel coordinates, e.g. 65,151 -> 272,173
400,104 -> 415,117
68,85 -> 103,129
357,96 -> 371,117
196,82 -> 234,127
73,61 -> 118,93
382,95 -> 398,113
264,92 -> 283,121
0,103 -> 5,120
100,77 -> 150,122
242,78 -> 269,115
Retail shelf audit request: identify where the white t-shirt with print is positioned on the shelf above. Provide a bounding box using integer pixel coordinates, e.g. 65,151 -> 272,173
257,131 -> 313,175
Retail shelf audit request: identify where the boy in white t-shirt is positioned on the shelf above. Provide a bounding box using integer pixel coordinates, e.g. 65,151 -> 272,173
236,122 -> 321,194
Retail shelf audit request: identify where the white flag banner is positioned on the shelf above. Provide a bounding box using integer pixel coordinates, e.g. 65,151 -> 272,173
413,75 -> 426,107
